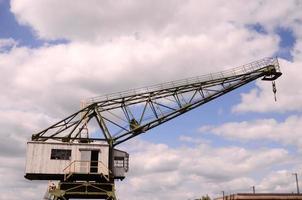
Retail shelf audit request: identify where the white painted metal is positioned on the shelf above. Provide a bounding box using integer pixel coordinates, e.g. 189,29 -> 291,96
80,150 -> 91,173
25,141 -> 109,176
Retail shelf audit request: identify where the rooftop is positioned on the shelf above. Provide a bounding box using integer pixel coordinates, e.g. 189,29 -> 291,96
214,193 -> 302,200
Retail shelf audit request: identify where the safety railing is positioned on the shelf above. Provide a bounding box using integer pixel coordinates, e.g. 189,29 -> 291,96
63,160 -> 109,177
83,57 -> 280,105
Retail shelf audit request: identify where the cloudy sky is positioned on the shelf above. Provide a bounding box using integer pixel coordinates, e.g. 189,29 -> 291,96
1,0 -> 302,199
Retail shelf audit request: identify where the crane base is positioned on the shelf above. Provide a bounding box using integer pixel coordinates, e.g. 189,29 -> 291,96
48,181 -> 116,200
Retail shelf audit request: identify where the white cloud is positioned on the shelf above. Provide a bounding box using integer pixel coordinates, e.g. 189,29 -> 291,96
200,115 -> 302,149
10,0 -> 181,41
233,59 -> 302,113
0,30 -> 278,119
0,156 -> 46,200
257,170 -> 302,193
0,38 -> 17,52
231,1 -> 302,114
116,139 -> 290,199
9,0 -> 302,115
293,40 -> 302,61
10,0 -> 302,42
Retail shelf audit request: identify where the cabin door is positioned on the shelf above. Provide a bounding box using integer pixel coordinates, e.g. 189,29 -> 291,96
80,150 -> 91,173
90,150 -> 99,173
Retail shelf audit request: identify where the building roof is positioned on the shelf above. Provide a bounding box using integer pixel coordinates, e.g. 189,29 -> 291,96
214,193 -> 302,200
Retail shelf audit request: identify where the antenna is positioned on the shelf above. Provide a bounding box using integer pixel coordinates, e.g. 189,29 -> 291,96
292,173 -> 300,194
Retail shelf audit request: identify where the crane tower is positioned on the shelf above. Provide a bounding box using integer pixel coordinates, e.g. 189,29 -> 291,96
25,57 -> 282,200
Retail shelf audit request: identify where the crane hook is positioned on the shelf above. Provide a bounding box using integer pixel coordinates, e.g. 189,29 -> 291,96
272,81 -> 277,102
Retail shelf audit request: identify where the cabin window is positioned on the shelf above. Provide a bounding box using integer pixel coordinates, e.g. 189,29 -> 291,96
114,157 -> 124,168
50,149 -> 71,160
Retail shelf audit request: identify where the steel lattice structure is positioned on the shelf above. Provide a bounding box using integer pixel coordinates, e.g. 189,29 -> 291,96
32,57 -> 281,147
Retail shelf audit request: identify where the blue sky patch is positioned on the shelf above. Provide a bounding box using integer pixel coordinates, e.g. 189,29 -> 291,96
0,1 -> 69,48
0,1 -> 43,47
274,26 -> 296,61
246,23 -> 267,35
246,23 -> 296,61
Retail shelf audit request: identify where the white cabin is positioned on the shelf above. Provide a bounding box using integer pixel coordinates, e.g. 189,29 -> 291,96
25,141 -> 129,181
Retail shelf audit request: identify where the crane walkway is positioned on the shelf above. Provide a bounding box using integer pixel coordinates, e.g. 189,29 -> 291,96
84,57 -> 281,105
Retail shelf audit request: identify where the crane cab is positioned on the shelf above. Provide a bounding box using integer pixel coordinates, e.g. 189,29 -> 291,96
113,149 -> 129,179
24,141 -> 129,181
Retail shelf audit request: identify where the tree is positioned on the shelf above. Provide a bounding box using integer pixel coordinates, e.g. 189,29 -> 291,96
195,195 -> 211,200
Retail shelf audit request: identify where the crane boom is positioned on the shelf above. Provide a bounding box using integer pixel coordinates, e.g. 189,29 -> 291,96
31,57 -> 281,147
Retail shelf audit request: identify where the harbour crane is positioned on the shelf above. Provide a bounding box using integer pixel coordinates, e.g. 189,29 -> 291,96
25,57 -> 282,200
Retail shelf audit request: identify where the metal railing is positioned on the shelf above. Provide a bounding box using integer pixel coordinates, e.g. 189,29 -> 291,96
63,160 -> 109,175
83,57 -> 279,105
